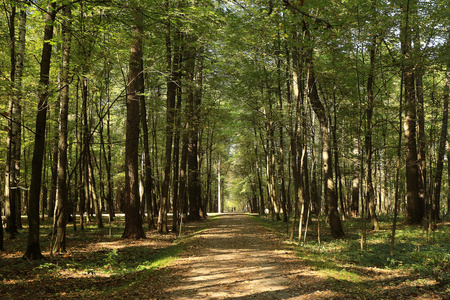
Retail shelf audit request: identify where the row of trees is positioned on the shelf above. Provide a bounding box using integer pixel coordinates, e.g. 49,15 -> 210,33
0,0 -> 232,259
0,0 -> 449,259
224,0 -> 450,237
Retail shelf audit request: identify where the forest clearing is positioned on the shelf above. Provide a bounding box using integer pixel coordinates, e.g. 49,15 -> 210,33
1,214 -> 449,299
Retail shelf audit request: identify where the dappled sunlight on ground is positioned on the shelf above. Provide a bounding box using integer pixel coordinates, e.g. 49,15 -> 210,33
160,215 -> 341,299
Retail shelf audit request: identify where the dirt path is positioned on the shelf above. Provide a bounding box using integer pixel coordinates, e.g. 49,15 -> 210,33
151,214 -> 332,300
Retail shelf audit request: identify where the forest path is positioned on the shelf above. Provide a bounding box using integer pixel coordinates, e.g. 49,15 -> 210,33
151,214 -> 331,300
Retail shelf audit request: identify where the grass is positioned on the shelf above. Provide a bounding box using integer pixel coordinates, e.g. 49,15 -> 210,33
252,213 -> 450,298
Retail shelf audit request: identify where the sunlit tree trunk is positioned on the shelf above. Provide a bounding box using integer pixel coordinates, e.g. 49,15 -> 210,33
186,37 -> 203,221
5,2 -> 17,239
140,66 -> 155,231
305,24 -> 344,237
254,131 -> 265,215
88,150 -> 103,228
159,2 -> 176,233
351,137 -> 360,217
54,4 -> 72,252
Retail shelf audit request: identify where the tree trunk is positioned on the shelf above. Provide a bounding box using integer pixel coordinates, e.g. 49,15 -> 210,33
305,29 -> 344,237
351,138 -> 360,217
158,5 -> 176,233
5,2 -> 17,239
88,149 -> 103,228
179,130 -> 189,216
12,5 -> 26,231
276,41 -> 288,222
254,130 -> 265,215
171,31 -> 182,230
101,76 -> 115,222
402,0 -> 422,225
24,1 -> 57,260
140,65 -> 155,231
54,4 -> 72,252
122,7 -> 146,239
186,37 -> 202,221
433,69 -> 449,221
365,34 -> 379,230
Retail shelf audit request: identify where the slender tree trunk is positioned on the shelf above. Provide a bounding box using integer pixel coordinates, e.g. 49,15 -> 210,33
101,75 -> 114,221
305,28 -> 344,237
12,5 -> 26,231
79,76 -> 89,229
122,7 -> 145,239
433,69 -> 449,221
159,6 -> 176,233
179,130 -> 189,216
140,67 -> 155,231
276,40 -> 288,222
391,73 -> 404,256
5,2 -> 17,239
49,131 -> 58,219
290,41 -> 302,234
88,148 -> 103,228
365,34 -> 379,230
252,129 -> 265,215
186,38 -> 202,221
171,32 -> 182,230
54,4 -> 72,252
24,1 -> 57,260
351,137 -> 360,217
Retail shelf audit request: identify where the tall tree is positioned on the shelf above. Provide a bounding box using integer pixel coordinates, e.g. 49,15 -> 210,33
365,28 -> 379,231
53,3 -> 72,252
24,0 -> 57,260
401,0 -> 422,224
304,23 -> 345,238
158,0 -> 176,233
122,5 -> 146,239
5,0 -> 18,239
433,68 -> 449,221
186,36 -> 203,221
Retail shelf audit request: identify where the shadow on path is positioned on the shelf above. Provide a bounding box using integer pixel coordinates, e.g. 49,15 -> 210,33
157,214 -> 335,299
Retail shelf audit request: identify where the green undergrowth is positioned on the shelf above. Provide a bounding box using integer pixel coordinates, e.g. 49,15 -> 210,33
0,215 -> 207,298
252,214 -> 450,297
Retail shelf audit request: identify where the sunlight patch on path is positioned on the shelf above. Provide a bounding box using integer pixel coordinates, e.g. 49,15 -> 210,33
163,214 -> 339,299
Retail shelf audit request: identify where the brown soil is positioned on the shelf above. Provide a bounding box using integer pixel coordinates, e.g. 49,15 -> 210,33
132,214 -> 342,299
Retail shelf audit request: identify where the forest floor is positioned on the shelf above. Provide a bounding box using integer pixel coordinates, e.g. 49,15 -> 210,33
1,213 -> 449,299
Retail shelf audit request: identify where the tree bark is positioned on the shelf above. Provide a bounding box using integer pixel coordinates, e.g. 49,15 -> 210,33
140,63 -> 155,231
351,137 -> 360,217
186,37 -> 202,221
433,70 -> 449,221
24,1 -> 57,260
305,25 -> 344,237
158,4 -> 176,233
5,2 -> 17,239
171,30 -> 182,231
54,4 -> 72,252
365,34 -> 379,230
401,0 -> 422,224
122,7 -> 146,239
